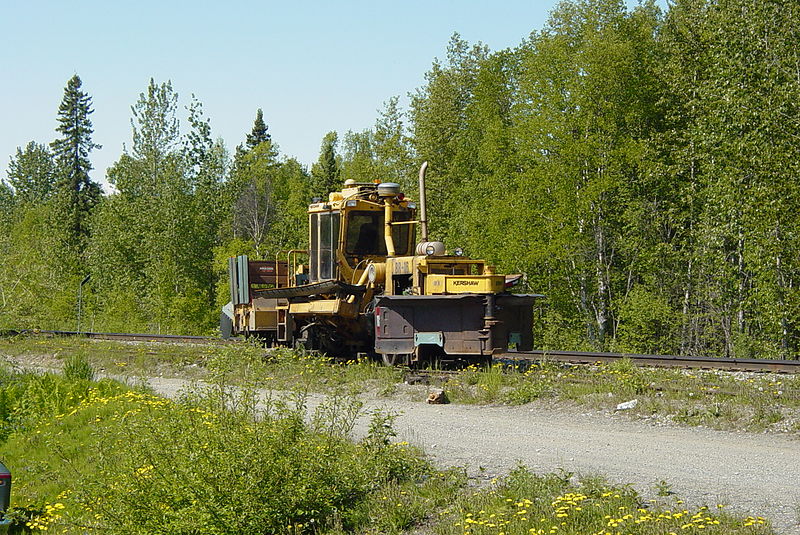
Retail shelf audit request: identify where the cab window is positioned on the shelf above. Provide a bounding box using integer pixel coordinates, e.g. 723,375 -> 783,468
345,210 -> 411,256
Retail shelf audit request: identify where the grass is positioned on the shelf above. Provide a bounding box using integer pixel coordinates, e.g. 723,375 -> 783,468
0,335 -> 220,378
61,352 -> 94,381
0,367 -> 464,534
439,358 -> 800,433
435,466 -> 773,535
1,335 -> 799,434
0,335 -> 404,394
0,361 -> 778,534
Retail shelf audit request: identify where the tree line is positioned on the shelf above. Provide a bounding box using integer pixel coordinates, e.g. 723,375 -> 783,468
3,0 -> 799,359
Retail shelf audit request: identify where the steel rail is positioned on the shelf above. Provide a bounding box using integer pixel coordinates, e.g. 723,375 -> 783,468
500,349 -> 800,374
2,330 -> 232,345
4,329 -> 800,373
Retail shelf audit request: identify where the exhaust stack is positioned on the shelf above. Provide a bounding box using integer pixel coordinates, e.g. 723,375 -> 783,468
418,161 -> 429,242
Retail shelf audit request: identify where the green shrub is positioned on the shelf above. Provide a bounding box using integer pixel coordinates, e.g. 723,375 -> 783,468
62,352 -> 94,381
2,381 -> 455,534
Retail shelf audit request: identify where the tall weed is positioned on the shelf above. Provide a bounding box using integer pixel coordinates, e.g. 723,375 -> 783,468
62,352 -> 94,381
1,379 -> 454,534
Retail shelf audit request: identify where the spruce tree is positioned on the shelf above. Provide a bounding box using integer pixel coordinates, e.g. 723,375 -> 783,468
310,131 -> 340,197
245,108 -> 271,150
50,74 -> 101,243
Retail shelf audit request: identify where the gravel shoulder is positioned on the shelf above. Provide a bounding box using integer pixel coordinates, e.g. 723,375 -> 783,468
142,376 -> 800,534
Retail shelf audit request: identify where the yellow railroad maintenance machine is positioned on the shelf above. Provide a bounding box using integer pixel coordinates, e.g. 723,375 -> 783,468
221,163 -> 541,365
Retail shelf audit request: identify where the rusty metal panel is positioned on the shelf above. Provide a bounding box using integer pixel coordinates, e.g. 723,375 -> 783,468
379,304 -> 413,338
248,261 -> 290,287
374,293 -> 538,358
379,338 -> 415,353
375,295 -> 486,357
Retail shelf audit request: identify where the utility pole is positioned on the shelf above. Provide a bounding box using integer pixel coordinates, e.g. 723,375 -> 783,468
77,274 -> 91,333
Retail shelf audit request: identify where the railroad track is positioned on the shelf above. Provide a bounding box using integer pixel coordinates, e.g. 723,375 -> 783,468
2,329 -> 231,345
501,349 -> 800,374
4,329 -> 800,373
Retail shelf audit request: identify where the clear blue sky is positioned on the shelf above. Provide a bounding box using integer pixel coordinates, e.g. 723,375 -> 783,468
1,0 -> 652,191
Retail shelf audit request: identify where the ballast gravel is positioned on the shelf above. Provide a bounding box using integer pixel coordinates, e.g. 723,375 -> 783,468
141,377 -> 800,534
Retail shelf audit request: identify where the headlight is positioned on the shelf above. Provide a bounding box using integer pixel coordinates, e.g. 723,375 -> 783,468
407,202 -> 416,210
425,245 -> 436,256
454,247 -> 464,256
345,199 -> 358,207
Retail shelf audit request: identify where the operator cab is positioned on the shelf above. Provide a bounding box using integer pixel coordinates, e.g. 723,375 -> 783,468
307,180 -> 416,284
345,210 -> 412,258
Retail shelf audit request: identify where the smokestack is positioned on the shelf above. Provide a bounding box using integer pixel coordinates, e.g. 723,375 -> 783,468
418,161 -> 429,242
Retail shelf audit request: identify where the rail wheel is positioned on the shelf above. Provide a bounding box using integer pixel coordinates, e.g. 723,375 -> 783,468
381,353 -> 411,367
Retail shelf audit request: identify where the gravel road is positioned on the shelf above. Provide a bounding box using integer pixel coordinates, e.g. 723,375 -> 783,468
142,377 -> 800,534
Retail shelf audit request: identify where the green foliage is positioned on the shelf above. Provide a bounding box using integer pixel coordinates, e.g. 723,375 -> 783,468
0,362 -> 777,534
341,129 -> 380,182
85,79 -> 230,333
0,79 -> 98,331
338,97 -> 416,190
229,140 -> 281,255
615,287 -> 678,354
5,0 -> 800,355
50,74 -> 101,245
396,0 -> 800,358
130,78 -> 180,163
539,310 -> 592,353
311,131 -> 341,197
0,370 -> 457,534
245,108 -> 270,149
503,380 -> 547,405
0,200 -> 82,330
374,96 -> 415,190
5,142 -> 57,205
435,465 -> 772,535
61,352 -> 95,382
0,369 -> 124,442
227,141 -> 310,260
409,33 -> 488,244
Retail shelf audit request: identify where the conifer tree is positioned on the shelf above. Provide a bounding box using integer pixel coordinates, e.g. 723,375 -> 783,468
245,108 -> 271,150
311,131 -> 340,197
50,74 -> 101,243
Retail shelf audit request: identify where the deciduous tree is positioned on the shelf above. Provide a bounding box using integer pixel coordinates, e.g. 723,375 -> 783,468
5,142 -> 57,205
